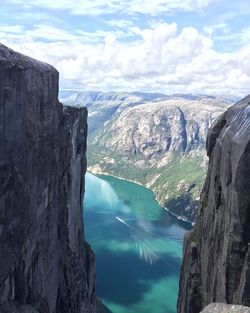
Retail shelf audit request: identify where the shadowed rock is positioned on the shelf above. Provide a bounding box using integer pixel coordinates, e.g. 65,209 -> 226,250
0,44 -> 101,313
178,96 -> 250,313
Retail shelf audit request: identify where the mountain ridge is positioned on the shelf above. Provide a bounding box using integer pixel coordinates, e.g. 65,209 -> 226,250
63,90 -> 233,223
60,90 -> 238,105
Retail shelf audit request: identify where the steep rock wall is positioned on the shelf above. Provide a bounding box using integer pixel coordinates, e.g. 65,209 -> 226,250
178,95 -> 250,312
0,44 -> 101,313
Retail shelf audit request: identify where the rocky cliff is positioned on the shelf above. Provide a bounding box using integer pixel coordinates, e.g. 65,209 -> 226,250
0,44 -> 101,312
178,96 -> 250,312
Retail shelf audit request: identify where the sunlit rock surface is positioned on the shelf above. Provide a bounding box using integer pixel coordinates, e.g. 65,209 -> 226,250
0,44 -> 101,313
201,303 -> 250,313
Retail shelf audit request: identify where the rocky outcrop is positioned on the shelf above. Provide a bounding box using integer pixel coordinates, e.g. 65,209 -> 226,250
0,44 -> 101,312
201,303 -> 250,313
178,96 -> 250,312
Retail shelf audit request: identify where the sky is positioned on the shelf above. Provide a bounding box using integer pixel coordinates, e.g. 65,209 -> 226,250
0,0 -> 250,96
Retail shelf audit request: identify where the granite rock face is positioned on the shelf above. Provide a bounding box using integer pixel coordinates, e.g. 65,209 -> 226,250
178,96 -> 250,312
0,44 -> 101,312
201,303 -> 250,313
93,98 -> 227,158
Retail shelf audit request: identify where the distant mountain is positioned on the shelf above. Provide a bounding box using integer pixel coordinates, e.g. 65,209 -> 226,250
61,90 -> 168,105
63,91 -> 233,223
60,91 -> 169,135
59,89 -> 81,100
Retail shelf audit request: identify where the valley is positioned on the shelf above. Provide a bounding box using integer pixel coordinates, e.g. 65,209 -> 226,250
61,91 -> 233,223
1,43 -> 250,313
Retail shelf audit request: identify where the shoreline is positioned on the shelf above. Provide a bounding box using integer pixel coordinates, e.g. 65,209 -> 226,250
88,169 -> 193,226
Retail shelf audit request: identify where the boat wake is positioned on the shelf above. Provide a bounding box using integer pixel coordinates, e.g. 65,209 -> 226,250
115,216 -> 181,269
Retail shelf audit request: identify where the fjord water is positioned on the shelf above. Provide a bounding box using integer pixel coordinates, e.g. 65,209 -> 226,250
84,172 -> 191,313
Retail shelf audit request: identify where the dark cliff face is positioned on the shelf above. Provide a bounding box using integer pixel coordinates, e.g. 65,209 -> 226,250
178,95 -> 250,313
0,44 -> 100,313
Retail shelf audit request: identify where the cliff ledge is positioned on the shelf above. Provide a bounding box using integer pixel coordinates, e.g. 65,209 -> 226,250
201,303 -> 250,313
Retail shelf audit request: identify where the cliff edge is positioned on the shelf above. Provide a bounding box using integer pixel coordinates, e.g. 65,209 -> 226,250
0,44 -> 101,312
201,303 -> 250,313
178,95 -> 250,312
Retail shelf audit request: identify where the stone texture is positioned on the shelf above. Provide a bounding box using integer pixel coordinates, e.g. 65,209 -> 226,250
93,97 -> 229,159
178,95 -> 250,313
0,44 -> 101,312
201,303 -> 250,313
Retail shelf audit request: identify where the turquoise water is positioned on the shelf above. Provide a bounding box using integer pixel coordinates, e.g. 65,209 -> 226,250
84,172 -> 191,313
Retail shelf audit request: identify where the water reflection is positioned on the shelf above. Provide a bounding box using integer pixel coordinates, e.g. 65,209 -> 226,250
84,172 -> 120,210
84,172 -> 191,313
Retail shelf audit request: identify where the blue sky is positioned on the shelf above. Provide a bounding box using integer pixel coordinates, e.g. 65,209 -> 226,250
0,0 -> 250,96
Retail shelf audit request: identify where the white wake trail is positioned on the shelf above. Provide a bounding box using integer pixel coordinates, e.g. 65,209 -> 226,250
115,216 -> 180,270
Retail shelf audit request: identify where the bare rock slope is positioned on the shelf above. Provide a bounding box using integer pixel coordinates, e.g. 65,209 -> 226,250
0,44 -> 101,312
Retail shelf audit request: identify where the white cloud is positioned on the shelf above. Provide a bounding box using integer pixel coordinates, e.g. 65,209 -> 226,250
213,0 -> 250,24
204,25 -> 250,48
7,0 -> 215,15
130,0 -> 214,15
0,24 -> 133,45
26,24 -> 78,41
1,22 -> 250,96
238,27 -> 250,44
0,25 -> 24,33
102,19 -> 135,29
203,23 -> 230,37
